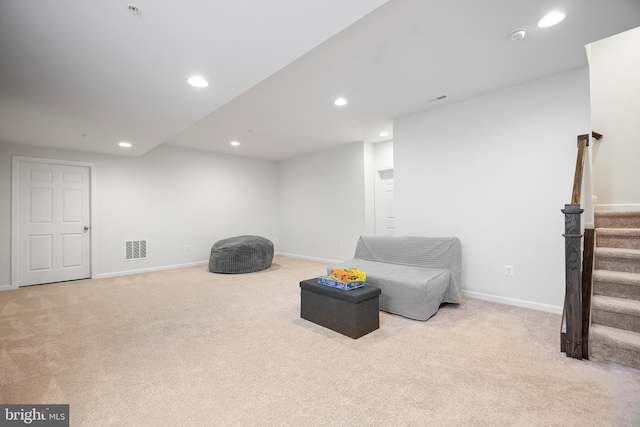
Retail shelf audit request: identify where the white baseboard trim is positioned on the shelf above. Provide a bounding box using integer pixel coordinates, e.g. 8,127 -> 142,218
276,252 -> 341,265
462,290 -> 562,314
595,203 -> 640,211
0,283 -> 13,292
94,261 -> 208,279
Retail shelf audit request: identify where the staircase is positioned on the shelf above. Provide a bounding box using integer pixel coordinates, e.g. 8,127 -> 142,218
589,210 -> 640,369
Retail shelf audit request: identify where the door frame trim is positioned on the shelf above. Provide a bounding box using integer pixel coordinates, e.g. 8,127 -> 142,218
11,156 -> 97,289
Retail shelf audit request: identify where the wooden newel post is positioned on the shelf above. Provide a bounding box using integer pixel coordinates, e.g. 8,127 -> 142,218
562,203 -> 583,359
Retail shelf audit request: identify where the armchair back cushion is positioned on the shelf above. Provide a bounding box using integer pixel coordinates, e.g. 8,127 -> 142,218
353,235 -> 462,304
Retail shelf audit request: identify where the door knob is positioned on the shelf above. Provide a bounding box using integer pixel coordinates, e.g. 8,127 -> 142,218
83,226 -> 89,232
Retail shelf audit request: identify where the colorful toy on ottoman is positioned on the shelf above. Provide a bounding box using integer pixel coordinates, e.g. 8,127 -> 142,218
318,268 -> 366,290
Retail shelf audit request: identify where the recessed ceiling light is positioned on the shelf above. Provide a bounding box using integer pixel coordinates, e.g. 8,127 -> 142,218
379,132 -> 389,137
119,142 -> 132,148
188,76 -> 209,88
334,98 -> 347,106
230,141 -> 240,146
538,12 -> 565,28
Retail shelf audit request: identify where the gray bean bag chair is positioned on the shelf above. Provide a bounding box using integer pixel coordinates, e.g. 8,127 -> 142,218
209,235 -> 274,274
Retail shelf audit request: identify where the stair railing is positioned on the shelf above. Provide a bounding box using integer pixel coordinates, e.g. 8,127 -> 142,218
561,132 -> 601,359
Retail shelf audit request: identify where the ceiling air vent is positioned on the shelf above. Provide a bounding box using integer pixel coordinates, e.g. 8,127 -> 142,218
427,95 -> 448,103
125,240 -> 147,261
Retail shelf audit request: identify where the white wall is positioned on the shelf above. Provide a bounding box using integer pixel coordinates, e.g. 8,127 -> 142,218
0,67 -> 601,314
374,140 -> 393,170
278,142 -> 366,263
590,26 -> 640,208
0,142 -> 279,286
394,68 -> 591,312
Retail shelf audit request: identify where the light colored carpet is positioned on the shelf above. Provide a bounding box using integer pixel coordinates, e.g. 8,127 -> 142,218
1,255 -> 639,426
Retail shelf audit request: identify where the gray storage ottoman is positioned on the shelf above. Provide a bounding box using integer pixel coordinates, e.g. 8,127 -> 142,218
300,278 -> 381,339
209,235 -> 274,274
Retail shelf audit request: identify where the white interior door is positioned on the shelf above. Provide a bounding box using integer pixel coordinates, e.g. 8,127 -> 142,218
17,161 -> 91,286
375,168 -> 395,236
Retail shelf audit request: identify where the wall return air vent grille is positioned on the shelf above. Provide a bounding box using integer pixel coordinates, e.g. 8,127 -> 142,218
125,240 -> 147,261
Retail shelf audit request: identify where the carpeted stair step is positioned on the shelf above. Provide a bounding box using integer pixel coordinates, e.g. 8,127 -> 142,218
595,210 -> 640,229
594,247 -> 640,274
593,270 -> 640,301
596,228 -> 640,250
591,295 -> 640,333
589,324 -> 640,370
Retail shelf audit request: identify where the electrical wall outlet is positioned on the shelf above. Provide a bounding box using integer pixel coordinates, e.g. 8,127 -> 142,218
338,242 -> 343,249
185,245 -> 189,252
504,265 -> 514,276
